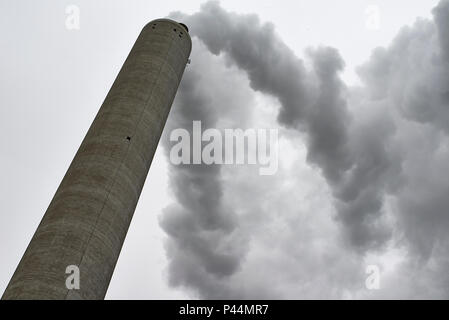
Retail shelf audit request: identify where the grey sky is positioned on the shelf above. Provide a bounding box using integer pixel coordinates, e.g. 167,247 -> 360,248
0,0 -> 446,299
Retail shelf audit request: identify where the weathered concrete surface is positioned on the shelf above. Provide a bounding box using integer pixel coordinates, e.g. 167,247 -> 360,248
2,19 -> 191,300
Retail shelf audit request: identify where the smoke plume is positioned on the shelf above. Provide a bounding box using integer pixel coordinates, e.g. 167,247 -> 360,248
159,0 -> 449,298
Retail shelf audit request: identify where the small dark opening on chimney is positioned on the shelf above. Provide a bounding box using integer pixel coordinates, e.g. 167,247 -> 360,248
173,28 -> 177,32
179,23 -> 189,33
126,136 -> 131,141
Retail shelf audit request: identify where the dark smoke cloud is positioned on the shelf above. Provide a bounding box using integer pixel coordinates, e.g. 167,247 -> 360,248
434,0 -> 449,61
357,0 -> 449,260
176,2 -> 352,183
171,1 -> 393,252
159,0 -> 449,298
159,42 -> 253,297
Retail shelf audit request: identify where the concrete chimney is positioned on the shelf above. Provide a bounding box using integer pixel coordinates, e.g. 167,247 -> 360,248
2,19 -> 191,299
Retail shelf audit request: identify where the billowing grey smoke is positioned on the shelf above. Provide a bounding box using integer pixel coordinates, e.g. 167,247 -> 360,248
170,1 -> 393,252
159,42 -> 254,297
160,0 -> 449,298
357,0 -> 449,261
176,3 -> 352,184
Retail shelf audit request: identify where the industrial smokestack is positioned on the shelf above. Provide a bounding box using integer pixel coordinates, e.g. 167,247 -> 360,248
2,19 -> 191,299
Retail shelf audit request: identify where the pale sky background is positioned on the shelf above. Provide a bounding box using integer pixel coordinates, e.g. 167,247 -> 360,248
0,0 -> 444,299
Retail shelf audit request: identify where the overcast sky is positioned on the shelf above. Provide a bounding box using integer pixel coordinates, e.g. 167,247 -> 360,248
1,0 -> 448,299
